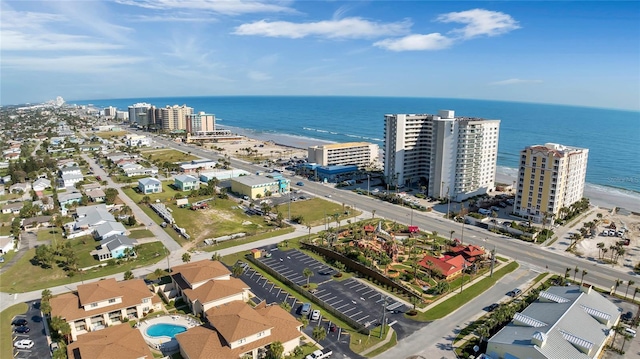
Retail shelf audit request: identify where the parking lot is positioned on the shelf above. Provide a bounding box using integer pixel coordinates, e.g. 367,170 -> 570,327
10,300 -> 51,359
238,264 -> 361,358
257,248 -> 414,332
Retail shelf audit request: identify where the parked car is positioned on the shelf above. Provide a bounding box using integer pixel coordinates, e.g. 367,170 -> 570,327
14,339 -> 34,349
11,318 -> 28,326
14,326 -> 30,334
50,342 -> 60,353
311,310 -> 321,321
296,182 -> 304,186
622,311 -> 634,322
486,303 -> 500,312
329,323 -> 337,332
510,288 -> 522,297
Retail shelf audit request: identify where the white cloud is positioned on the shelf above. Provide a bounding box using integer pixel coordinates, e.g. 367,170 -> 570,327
437,9 -> 520,39
1,55 -> 147,73
115,0 -> 296,15
489,78 -> 543,86
1,30 -> 122,51
373,33 -> 453,51
129,14 -> 218,22
233,17 -> 411,39
247,71 -> 272,81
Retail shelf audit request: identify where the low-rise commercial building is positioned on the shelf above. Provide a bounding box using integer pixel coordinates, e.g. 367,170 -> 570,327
231,175 -> 290,199
308,142 -> 379,168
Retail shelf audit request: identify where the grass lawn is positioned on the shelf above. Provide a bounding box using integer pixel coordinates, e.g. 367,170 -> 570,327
36,228 -> 63,242
1,303 -> 28,359
0,242 -> 167,293
122,183 -> 187,204
0,213 -> 16,223
349,325 -> 395,355
95,131 -> 127,139
141,149 -> 198,163
408,261 -> 519,322
363,330 -> 397,357
128,229 -> 155,239
286,198 -> 360,226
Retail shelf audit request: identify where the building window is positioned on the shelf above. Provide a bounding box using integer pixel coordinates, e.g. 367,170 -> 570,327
109,299 -> 116,304
238,338 -> 246,344
91,303 -> 98,308
143,298 -> 150,303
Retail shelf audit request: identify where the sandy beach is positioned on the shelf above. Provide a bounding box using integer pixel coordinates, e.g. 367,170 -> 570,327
215,127 -> 640,213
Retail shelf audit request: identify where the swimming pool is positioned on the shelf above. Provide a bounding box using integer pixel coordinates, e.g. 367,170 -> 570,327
146,323 -> 187,338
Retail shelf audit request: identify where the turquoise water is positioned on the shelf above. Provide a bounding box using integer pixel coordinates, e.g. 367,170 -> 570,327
146,323 -> 187,338
72,96 -> 640,193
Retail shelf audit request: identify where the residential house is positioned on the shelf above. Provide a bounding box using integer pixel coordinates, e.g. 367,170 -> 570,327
60,166 -> 82,176
61,173 -> 84,188
4,152 -> 20,161
85,189 -> 106,203
21,215 -> 52,231
122,163 -> 158,177
106,152 -> 139,163
32,178 -> 51,192
50,278 -> 162,341
418,254 -> 469,280
82,183 -> 102,191
90,234 -> 137,261
1,202 -> 23,215
67,324 -> 154,359
174,175 -> 199,191
93,221 -> 127,241
487,285 -> 620,359
449,244 -> 486,263
58,191 -> 83,208
176,301 -> 302,359
66,204 -> 117,239
0,236 -> 15,254
179,159 -> 217,174
9,182 -> 30,193
138,178 -> 162,194
168,260 -> 250,316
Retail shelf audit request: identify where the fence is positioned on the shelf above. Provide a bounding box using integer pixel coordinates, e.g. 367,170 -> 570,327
301,243 -> 422,302
245,255 -> 370,335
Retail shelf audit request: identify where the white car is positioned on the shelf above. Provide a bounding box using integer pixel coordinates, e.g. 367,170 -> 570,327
14,339 -> 34,349
311,310 -> 321,321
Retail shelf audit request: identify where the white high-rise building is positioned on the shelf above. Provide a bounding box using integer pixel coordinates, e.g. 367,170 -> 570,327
514,143 -> 589,223
128,103 -> 152,125
384,110 -> 500,201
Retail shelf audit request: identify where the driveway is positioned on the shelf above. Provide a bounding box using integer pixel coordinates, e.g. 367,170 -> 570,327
1,231 -> 37,274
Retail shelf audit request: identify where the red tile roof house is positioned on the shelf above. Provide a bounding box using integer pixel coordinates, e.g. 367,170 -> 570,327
418,254 -> 470,280
449,244 -> 487,263
166,260 -> 251,317
50,278 -> 162,341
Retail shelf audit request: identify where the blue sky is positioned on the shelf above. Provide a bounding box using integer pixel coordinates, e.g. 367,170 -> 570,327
1,1 -> 638,110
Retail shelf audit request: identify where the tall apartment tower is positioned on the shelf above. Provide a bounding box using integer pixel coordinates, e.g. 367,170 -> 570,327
186,112 -> 216,134
160,105 -> 193,131
384,110 -> 500,202
128,103 -> 152,125
308,142 -> 379,168
104,106 -> 117,118
514,143 -> 589,223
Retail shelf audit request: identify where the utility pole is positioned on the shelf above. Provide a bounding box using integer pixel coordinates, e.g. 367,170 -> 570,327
288,190 -> 291,220
367,174 -> 370,196
490,245 -> 496,277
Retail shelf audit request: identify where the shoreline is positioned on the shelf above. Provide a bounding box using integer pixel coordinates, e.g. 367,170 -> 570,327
223,126 -> 640,213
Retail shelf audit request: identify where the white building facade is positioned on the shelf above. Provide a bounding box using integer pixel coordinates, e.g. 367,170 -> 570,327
308,142 -> 379,168
384,110 -> 500,202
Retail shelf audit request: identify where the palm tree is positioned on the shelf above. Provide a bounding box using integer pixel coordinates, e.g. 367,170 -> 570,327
573,266 -> 579,282
426,260 -> 435,280
312,325 -> 327,341
269,341 -> 285,359
580,270 -> 587,286
232,263 -> 244,277
181,252 -> 191,263
211,252 -> 221,261
597,242 -> 605,259
614,279 -> 622,295
633,287 -> 640,304
306,222 -> 312,241
371,210 -> 376,219
303,267 -> 313,287
625,280 -> 635,299
449,230 -> 455,243
124,270 -> 134,280
565,267 -> 571,282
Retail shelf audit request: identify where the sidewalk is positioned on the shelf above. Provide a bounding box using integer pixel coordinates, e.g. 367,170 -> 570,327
360,327 -> 395,356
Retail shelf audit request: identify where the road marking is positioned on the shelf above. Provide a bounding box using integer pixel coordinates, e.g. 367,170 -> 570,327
336,304 -> 350,311
343,307 -> 356,314
349,311 -> 362,318
355,286 -> 369,293
361,289 -> 373,296
356,314 -> 369,322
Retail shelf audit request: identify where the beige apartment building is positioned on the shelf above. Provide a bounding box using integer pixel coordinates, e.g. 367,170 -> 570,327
308,142 -> 379,168
385,110 -> 500,201
186,111 -> 215,134
514,143 -> 589,223
160,104 -> 193,131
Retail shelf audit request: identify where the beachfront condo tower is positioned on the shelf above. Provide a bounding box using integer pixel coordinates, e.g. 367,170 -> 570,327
514,143 -> 589,223
160,104 -> 193,132
308,142 -> 380,169
127,103 -> 152,126
384,110 -> 500,202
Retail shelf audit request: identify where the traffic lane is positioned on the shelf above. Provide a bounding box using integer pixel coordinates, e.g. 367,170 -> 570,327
11,300 -> 50,359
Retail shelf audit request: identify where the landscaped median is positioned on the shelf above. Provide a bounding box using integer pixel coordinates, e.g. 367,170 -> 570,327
408,261 -> 519,322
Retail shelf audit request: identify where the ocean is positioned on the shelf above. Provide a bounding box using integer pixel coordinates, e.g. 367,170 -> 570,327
73,96 -> 640,195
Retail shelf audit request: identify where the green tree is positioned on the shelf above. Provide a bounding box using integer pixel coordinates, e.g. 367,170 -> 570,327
279,301 -> 291,312
303,267 -> 313,287
312,325 -> 327,341
268,341 -> 284,359
104,188 -> 119,204
50,316 -> 72,343
35,244 -> 54,268
625,280 -> 635,299
232,263 -> 244,277
124,270 -> 134,280
580,270 -> 587,286
42,289 -> 53,303
211,252 -> 221,261
181,252 -> 191,263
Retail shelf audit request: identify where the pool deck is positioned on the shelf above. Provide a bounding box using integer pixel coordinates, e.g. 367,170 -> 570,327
137,314 -> 201,350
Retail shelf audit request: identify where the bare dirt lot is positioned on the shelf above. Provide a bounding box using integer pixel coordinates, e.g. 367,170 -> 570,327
203,137 -> 308,162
